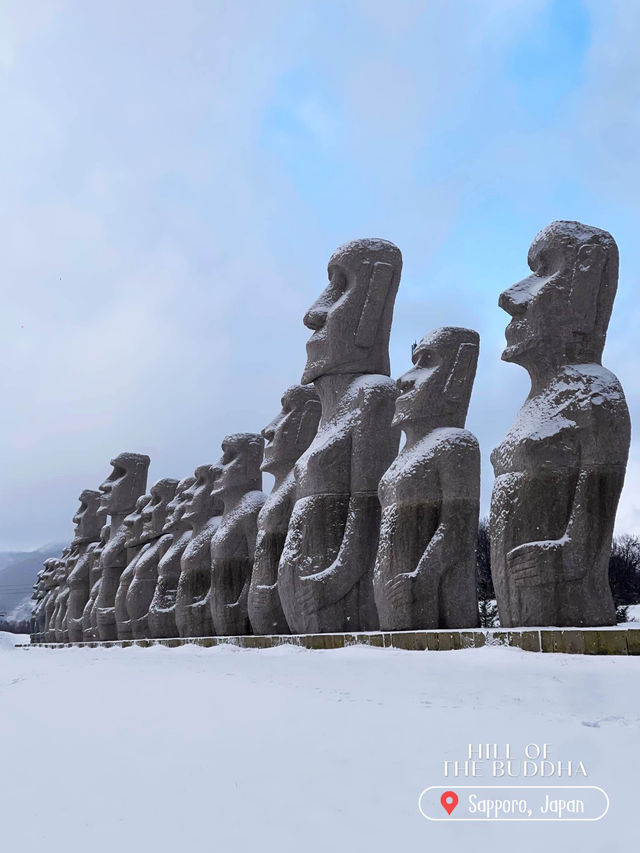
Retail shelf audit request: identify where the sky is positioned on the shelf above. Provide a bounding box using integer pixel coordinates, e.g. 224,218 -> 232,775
1,0 -> 639,550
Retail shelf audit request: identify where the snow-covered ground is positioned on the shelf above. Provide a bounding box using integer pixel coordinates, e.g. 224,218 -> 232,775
625,602 -> 640,621
1,634 -> 638,852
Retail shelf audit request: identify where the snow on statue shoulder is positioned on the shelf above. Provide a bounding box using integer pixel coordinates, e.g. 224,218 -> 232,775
490,221 -> 630,628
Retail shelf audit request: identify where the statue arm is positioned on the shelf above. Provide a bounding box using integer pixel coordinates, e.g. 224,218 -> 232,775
509,399 -> 629,589
297,382 -> 399,614
297,494 -> 381,613
238,502 -> 263,609
508,467 -> 623,588
385,437 -> 480,606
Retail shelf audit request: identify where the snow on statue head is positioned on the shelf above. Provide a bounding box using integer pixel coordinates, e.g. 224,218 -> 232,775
393,327 -> 479,433
72,489 -> 106,544
99,452 -> 151,517
211,433 -> 264,499
499,220 -> 618,374
162,475 -> 196,534
182,465 -> 222,526
140,478 -> 179,542
302,238 -> 402,383
490,220 -> 630,630
123,495 -> 151,549
261,384 -> 321,475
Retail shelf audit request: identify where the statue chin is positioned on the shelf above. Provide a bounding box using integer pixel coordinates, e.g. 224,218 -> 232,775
301,362 -> 320,384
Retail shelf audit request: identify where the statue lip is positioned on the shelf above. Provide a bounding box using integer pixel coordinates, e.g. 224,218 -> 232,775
505,317 -> 527,343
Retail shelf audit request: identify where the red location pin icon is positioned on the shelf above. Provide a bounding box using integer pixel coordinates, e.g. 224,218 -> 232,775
441,790 -> 459,815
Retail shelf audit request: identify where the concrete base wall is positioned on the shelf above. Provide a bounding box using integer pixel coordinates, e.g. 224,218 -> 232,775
24,627 -> 640,655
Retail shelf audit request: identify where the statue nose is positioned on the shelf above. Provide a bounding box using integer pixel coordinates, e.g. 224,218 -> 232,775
499,278 -> 533,316
303,302 -> 328,331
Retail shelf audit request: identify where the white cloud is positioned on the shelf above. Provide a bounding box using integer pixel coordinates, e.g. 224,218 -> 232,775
2,0 -> 640,551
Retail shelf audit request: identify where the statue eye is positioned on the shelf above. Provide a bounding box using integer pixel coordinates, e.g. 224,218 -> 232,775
329,268 -> 347,296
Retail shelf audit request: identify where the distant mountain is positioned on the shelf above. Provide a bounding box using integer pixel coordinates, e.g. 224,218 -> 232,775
0,543 -> 67,620
0,552 -> 24,571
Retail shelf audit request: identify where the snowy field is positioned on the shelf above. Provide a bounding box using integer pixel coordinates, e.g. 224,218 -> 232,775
1,633 -> 638,853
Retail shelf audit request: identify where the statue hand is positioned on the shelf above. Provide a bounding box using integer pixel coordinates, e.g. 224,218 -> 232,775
507,541 -> 563,589
385,572 -> 414,610
298,572 -> 323,618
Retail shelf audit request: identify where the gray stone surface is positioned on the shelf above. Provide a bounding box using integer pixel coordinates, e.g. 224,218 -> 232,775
37,558 -> 58,641
148,476 -> 196,638
95,452 -> 150,641
490,221 -> 630,627
248,385 -> 321,634
175,466 -> 222,638
81,523 -> 110,640
66,490 -> 106,642
30,566 -> 49,639
53,545 -> 80,641
279,238 -> 402,633
114,495 -> 152,640
44,549 -> 69,642
210,434 -> 266,635
126,478 -> 178,638
374,327 -> 481,630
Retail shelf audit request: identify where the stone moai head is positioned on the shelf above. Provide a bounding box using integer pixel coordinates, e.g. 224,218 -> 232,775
43,558 -> 58,589
211,434 -> 264,498
72,489 -> 107,544
393,327 -> 479,431
123,495 -> 152,549
162,475 -> 196,533
183,465 -> 223,524
302,238 -> 402,383
261,385 -> 322,474
99,452 -> 151,516
499,220 -> 619,372
97,523 -> 110,549
140,478 -> 179,541
52,557 -> 67,585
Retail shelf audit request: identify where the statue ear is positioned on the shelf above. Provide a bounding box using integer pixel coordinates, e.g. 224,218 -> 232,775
295,400 -> 321,450
443,342 -> 477,402
572,243 -> 605,333
355,261 -> 395,348
248,441 -> 263,477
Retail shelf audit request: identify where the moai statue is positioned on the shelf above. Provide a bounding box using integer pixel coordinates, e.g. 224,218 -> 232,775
95,452 -> 150,641
210,434 -> 266,636
126,478 -> 179,638
114,495 -> 152,640
148,475 -> 196,639
248,386 -> 321,634
67,490 -> 106,642
279,238 -> 402,634
175,466 -> 223,638
44,550 -> 69,642
31,562 -> 55,642
373,328 -> 481,630
53,545 -> 81,642
490,221 -> 630,627
42,559 -> 59,642
30,570 -> 44,640
82,523 -> 110,641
